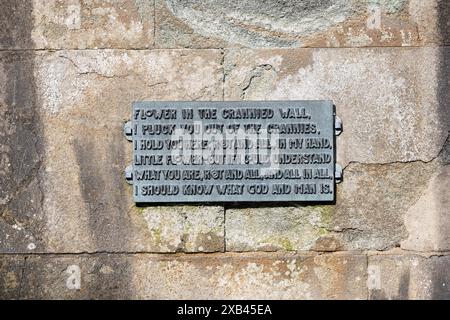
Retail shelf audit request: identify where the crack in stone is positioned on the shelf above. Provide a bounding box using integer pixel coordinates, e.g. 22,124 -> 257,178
58,54 -> 130,79
365,253 -> 370,300
240,64 -> 274,100
327,227 -> 365,233
146,81 -> 169,88
342,131 -> 450,171
220,49 -> 225,101
222,206 -> 226,253
153,0 -> 156,47
7,251 -> 450,258
17,256 -> 27,299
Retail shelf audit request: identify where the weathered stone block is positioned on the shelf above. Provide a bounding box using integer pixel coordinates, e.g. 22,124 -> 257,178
155,0 -> 448,48
402,164 -> 450,252
2,1 -> 449,49
224,47 -> 450,166
0,49 -> 224,254
225,206 -> 333,252
1,0 -> 155,49
155,0 -> 227,49
332,162 -> 441,251
0,52 -> 45,253
368,253 -> 450,299
4,253 -> 367,299
141,206 -> 224,252
0,255 -> 25,299
223,46 -> 449,253
226,161 -> 443,252
0,1 -> 35,49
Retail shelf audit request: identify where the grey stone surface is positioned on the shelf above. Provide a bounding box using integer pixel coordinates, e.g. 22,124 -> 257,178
1,0 -> 449,300
1,0 -> 155,49
0,52 -> 45,253
226,160 -> 442,252
369,253 -> 450,299
225,206 -> 333,252
332,161 -> 441,251
0,1 -> 35,49
155,0 -> 447,48
0,255 -> 25,299
1,49 -> 224,254
402,164 -> 450,252
224,47 -> 450,166
0,253 -> 367,299
141,206 -> 224,252
1,1 -> 449,50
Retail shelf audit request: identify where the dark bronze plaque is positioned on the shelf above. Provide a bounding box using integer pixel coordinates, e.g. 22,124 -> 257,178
127,101 -> 339,203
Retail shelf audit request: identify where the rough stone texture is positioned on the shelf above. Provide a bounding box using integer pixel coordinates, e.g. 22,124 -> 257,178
0,253 -> 366,299
402,165 -> 450,252
0,256 -> 25,299
226,160 -> 443,252
1,0 -> 449,50
224,47 -> 450,166
1,0 -> 155,49
155,0 -> 227,49
369,253 -> 450,299
0,52 -> 45,253
226,206 -> 332,252
1,0 -> 450,300
0,49 -> 224,253
155,0 -> 449,48
141,206 -> 224,252
0,1 -> 35,49
331,162 -> 441,250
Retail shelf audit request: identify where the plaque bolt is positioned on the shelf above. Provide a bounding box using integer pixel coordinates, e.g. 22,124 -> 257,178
124,121 -> 133,141
125,165 -> 133,184
335,116 -> 343,136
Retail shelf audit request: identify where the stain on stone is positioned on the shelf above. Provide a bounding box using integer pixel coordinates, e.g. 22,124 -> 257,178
72,132 -> 134,297
370,268 -> 411,300
195,232 -> 224,253
86,255 -> 133,299
431,257 -> 450,299
72,134 -> 132,251
436,0 -> 450,141
437,0 -> 450,46
0,1 -> 35,49
0,0 -> 44,253
397,269 -> 410,299
441,135 -> 450,165
432,0 -> 450,299
369,288 -> 385,300
312,236 -> 342,252
0,255 -> 26,299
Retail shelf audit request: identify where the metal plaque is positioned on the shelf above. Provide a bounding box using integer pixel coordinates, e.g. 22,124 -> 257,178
126,101 -> 340,203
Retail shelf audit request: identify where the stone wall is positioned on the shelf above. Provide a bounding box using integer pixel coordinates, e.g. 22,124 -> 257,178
0,0 -> 449,299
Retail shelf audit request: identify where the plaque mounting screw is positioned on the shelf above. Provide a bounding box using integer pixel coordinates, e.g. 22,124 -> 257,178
125,165 -> 133,184
335,164 -> 343,184
124,121 -> 132,141
335,116 -> 343,136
